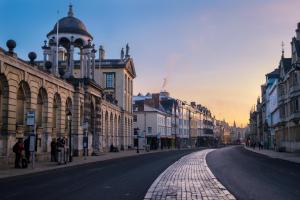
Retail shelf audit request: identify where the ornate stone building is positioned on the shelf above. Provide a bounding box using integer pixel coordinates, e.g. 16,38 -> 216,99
0,5 -> 136,164
250,21 -> 300,152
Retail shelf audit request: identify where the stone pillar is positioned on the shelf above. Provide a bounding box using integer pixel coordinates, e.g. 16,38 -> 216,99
80,48 -> 84,79
72,89 -> 83,156
6,79 -> 17,159
83,93 -> 91,153
67,44 -> 74,78
49,45 -> 59,76
42,52 -> 47,70
87,53 -> 91,79
91,48 -> 96,80
46,94 -> 54,154
94,97 -> 101,154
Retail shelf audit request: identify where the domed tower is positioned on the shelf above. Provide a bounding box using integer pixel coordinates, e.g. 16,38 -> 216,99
43,4 -> 96,79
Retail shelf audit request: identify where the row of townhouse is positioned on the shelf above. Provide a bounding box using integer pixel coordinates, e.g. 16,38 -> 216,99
132,91 -> 216,149
249,21 -> 300,152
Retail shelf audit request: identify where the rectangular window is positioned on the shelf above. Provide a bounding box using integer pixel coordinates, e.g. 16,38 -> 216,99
291,97 -> 299,113
133,115 -> 137,122
105,73 -> 115,88
148,127 -> 152,134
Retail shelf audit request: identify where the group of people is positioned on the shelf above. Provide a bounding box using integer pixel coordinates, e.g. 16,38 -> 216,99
50,137 -> 68,164
246,139 -> 264,150
13,136 -> 69,168
13,137 -> 30,168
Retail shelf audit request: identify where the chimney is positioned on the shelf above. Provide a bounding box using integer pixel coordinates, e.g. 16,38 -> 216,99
191,102 -> 196,107
152,93 -> 160,109
134,100 -> 145,111
99,45 -> 105,61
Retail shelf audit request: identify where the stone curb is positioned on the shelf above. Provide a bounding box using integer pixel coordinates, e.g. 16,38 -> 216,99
0,148 -> 190,180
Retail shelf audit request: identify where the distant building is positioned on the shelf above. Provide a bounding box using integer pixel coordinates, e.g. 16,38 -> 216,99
133,91 -> 215,148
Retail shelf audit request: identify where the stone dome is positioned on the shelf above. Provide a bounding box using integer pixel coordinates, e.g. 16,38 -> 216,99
47,5 -> 93,39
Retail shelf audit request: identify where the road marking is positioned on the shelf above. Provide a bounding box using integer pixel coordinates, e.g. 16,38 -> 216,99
144,149 -> 236,200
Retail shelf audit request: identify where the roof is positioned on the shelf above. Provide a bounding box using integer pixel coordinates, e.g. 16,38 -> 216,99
282,58 -> 292,73
266,68 -> 280,79
160,99 -> 175,114
99,58 -> 136,78
47,5 -> 93,39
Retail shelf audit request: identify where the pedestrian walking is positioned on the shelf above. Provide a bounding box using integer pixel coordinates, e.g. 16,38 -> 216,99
24,136 -> 30,163
13,138 -> 24,168
51,138 -> 57,162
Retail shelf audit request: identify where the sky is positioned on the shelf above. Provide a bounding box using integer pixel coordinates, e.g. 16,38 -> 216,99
1,0 -> 300,126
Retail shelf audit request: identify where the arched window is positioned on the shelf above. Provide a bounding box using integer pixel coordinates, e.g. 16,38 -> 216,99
16,81 -> 31,125
52,93 -> 61,136
36,88 -> 48,128
0,74 -> 8,133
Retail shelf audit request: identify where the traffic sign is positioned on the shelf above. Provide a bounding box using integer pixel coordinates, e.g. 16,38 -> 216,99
26,111 -> 35,126
29,134 -> 35,152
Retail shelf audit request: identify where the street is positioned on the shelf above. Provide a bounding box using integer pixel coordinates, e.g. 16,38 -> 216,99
206,145 -> 300,200
0,149 -> 195,200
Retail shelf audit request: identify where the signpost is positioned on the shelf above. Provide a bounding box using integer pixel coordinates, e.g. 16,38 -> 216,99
26,111 -> 35,126
27,111 -> 35,169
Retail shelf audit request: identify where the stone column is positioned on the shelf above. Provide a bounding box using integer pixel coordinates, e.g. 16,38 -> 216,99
87,52 -> 91,79
67,44 -> 74,77
94,97 -> 101,154
91,48 -> 96,80
80,48 -> 84,79
42,52 -> 47,70
6,79 -> 17,160
83,93 -> 91,154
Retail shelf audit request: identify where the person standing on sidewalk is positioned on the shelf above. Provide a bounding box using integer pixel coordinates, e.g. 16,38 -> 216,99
50,138 -> 57,162
24,136 -> 30,163
13,139 -> 24,168
274,139 -> 277,151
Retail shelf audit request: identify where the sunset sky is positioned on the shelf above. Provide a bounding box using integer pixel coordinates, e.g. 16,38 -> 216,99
1,0 -> 300,126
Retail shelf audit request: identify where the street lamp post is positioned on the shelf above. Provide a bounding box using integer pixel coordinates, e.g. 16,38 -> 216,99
67,111 -> 72,162
135,128 -> 140,153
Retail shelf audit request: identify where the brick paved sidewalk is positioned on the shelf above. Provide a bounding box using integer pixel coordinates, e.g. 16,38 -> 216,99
244,145 -> 300,164
0,148 -> 175,179
144,149 -> 236,200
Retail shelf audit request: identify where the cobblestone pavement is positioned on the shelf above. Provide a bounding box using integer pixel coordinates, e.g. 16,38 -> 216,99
144,149 -> 236,200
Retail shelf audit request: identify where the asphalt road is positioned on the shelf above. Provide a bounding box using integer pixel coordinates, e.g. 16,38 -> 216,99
207,145 -> 300,200
0,149 -> 196,200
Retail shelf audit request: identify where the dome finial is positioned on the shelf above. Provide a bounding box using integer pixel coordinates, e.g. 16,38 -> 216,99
68,3 -> 74,17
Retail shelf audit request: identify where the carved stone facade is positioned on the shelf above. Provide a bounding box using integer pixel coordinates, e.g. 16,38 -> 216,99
0,5 -> 136,165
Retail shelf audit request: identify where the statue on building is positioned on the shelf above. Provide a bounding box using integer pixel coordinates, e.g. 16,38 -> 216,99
121,48 -> 124,59
125,43 -> 130,58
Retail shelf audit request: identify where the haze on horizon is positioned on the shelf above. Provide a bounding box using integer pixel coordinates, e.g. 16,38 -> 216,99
1,0 -> 300,126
